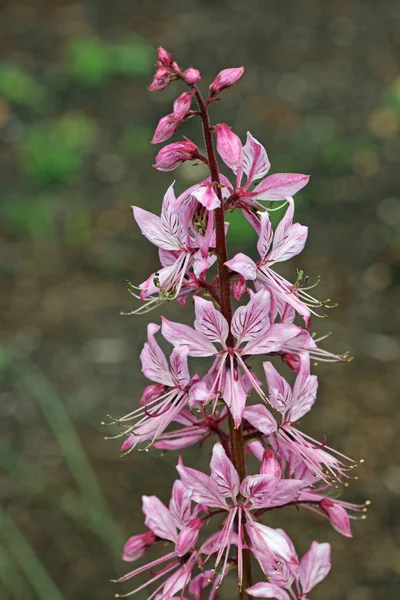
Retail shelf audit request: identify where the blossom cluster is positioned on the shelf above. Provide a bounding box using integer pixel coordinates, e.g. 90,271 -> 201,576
108,48 -> 366,600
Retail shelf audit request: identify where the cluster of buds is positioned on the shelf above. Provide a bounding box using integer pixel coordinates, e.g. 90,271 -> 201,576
108,48 -> 366,600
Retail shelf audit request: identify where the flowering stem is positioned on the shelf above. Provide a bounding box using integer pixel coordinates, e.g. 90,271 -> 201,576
193,85 -> 252,600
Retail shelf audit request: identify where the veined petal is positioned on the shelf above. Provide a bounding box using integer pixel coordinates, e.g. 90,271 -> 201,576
263,361 -> 292,416
169,480 -> 193,528
162,317 -> 216,357
247,582 -> 291,600
242,132 -> 271,185
142,495 -> 177,542
243,323 -> 300,355
244,404 -> 277,436
257,212 -> 273,259
210,442 -> 240,499
225,253 -> 257,281
133,206 -> 181,251
240,474 -> 279,507
250,173 -> 310,201
140,323 -> 175,386
169,346 -> 191,388
194,296 -> 229,345
177,457 -> 228,509
232,289 -> 271,344
222,363 -> 248,427
268,201 -> 308,264
299,541 -> 331,594
246,521 -> 294,562
290,353 -> 318,421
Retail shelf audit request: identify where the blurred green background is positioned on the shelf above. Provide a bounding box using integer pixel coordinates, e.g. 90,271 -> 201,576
0,1 -> 399,599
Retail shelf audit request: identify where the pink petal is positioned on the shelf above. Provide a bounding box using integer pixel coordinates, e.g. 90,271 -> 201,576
244,404 -> 277,436
240,474 -> 279,507
169,345 -> 191,388
246,521 -> 294,562
133,206 -> 180,251
175,519 -> 202,556
169,480 -> 194,528
194,296 -> 229,345
221,365 -> 248,427
142,495 -> 177,542
257,212 -> 273,259
177,457 -> 227,509
250,173 -> 310,201
192,183 -> 221,210
225,253 -> 257,281
268,202 -> 308,264
210,442 -> 240,499
262,361 -> 292,415
247,582 -> 291,600
162,317 -> 216,357
242,132 -> 271,185
299,541 -> 331,594
243,323 -> 301,355
140,323 -> 175,386
231,289 -> 271,344
321,500 -> 353,538
290,353 -> 318,421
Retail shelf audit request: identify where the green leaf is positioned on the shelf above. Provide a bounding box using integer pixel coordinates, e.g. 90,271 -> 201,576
0,63 -> 45,108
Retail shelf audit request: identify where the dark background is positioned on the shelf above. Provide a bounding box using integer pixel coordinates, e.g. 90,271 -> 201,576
0,1 -> 399,599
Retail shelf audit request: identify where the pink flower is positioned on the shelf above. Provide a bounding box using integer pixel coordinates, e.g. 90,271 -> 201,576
209,67 -> 245,96
162,290 -> 300,426
130,183 -> 216,314
248,540 -> 331,599
117,482 -> 201,598
226,199 -> 313,323
153,138 -> 200,172
243,354 -> 359,484
116,323 -> 193,451
214,128 -> 309,208
177,443 -> 302,587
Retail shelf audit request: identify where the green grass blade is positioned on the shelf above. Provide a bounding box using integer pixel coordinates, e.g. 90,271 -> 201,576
0,509 -> 64,600
0,346 -> 123,551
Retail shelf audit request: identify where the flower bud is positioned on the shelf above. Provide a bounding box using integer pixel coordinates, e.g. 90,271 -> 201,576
183,67 -> 201,84
233,275 -> 247,300
173,92 -> 193,120
215,123 -> 242,172
123,531 -> 157,562
148,67 -> 172,92
260,450 -> 282,478
151,114 -> 180,144
209,67 -> 244,96
157,47 -> 173,66
153,139 -> 199,172
175,518 -> 202,556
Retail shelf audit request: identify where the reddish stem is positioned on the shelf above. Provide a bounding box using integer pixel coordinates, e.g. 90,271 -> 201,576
193,85 -> 252,600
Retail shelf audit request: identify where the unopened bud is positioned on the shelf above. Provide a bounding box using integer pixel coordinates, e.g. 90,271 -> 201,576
183,67 -> 201,85
153,139 -> 199,172
214,123 -> 242,172
209,67 -> 244,96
